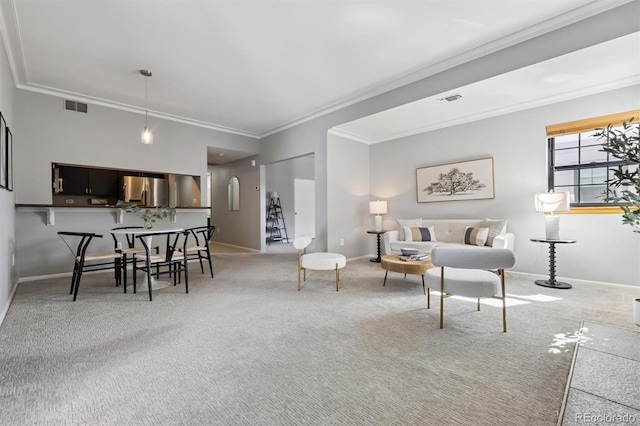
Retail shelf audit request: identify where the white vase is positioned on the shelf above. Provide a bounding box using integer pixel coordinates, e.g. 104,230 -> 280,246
633,298 -> 640,326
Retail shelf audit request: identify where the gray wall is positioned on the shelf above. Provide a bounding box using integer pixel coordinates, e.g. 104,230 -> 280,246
0,26 -> 17,322
209,156 -> 261,250
265,155 -> 314,242
12,89 -> 259,278
370,85 -> 640,286
327,133 -> 370,257
258,1 -> 640,254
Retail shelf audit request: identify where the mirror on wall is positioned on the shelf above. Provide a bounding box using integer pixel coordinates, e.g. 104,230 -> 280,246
228,176 -> 240,211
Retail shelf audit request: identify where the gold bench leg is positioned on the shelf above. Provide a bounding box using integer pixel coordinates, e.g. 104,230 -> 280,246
501,269 -> 507,332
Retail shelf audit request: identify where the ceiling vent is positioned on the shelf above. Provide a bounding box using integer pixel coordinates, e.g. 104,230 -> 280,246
439,94 -> 462,103
64,100 -> 88,113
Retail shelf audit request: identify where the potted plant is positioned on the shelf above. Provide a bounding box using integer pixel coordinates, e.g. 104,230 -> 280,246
596,117 -> 640,325
116,201 -> 176,229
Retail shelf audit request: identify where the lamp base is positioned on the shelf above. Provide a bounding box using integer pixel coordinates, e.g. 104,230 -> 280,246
374,215 -> 382,232
544,215 -> 560,240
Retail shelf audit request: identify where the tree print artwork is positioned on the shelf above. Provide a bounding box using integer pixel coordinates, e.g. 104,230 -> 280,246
416,158 -> 494,203
425,168 -> 486,195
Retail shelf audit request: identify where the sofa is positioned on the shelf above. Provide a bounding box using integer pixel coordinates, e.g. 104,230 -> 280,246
383,218 -> 515,255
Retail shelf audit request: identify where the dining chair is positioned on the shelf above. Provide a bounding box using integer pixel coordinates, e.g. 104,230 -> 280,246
180,225 -> 215,278
425,245 -> 516,332
132,230 -> 190,301
110,226 -> 159,292
57,231 -> 123,301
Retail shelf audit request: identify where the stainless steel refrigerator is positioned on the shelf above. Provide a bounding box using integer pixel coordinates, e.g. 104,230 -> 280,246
120,176 -> 168,207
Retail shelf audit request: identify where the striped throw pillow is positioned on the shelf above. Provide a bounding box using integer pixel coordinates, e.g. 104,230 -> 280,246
404,226 -> 437,242
464,227 -> 489,246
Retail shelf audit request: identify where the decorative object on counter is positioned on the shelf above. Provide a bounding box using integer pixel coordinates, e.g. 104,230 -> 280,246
117,200 -> 175,229
534,191 -> 570,240
140,69 -> 153,145
369,200 -> 387,232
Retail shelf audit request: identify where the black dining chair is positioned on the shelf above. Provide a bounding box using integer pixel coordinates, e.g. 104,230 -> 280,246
180,225 -> 215,278
132,230 -> 190,301
57,231 -> 123,301
110,226 -> 159,292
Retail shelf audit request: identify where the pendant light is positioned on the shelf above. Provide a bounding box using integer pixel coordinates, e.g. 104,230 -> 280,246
140,69 -> 153,145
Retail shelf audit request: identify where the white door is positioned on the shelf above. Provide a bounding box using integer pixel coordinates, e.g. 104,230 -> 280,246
294,178 -> 315,238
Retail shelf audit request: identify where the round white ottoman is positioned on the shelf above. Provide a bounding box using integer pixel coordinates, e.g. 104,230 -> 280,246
299,252 -> 346,291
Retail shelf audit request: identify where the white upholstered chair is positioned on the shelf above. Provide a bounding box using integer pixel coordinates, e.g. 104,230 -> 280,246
293,235 -> 346,291
425,246 -> 516,332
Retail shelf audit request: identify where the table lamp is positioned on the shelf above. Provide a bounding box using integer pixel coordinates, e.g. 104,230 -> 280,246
370,200 -> 387,232
534,191 -> 570,240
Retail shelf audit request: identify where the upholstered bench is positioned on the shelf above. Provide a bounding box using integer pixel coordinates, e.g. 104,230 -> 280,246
293,236 -> 346,291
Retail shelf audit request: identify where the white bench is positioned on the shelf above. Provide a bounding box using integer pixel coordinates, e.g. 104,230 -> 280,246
293,235 -> 346,291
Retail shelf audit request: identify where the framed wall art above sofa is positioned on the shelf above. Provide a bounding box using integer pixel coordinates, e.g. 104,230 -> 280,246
416,157 -> 494,203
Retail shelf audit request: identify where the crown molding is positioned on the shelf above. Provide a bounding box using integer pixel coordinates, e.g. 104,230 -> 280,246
327,128 -> 372,144
17,82 -> 261,139
258,0 -> 636,138
365,76 -> 640,145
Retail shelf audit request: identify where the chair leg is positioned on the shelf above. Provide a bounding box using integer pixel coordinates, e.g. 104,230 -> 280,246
297,267 -> 302,291
206,248 -> 214,278
197,252 -> 204,274
132,258 -> 138,294
72,260 -> 85,301
440,267 -> 445,329
146,259 -> 153,301
335,264 -> 339,292
70,261 -> 79,294
500,269 -> 507,333
426,288 -> 430,309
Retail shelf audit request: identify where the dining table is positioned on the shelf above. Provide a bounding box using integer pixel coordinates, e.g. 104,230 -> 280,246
111,226 -> 185,291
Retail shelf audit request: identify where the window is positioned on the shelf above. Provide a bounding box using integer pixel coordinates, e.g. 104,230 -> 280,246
547,110 -> 639,209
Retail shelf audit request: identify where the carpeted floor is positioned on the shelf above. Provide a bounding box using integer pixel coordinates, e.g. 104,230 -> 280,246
0,253 -> 637,425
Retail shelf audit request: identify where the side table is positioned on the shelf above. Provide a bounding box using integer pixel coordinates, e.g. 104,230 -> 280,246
531,238 -> 576,289
367,230 -> 385,263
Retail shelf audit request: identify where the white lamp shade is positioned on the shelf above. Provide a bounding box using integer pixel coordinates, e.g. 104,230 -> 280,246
369,200 -> 387,215
141,126 -> 153,145
534,192 -> 570,213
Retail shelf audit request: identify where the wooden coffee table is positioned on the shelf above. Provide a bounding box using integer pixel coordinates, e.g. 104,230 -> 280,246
380,254 -> 434,295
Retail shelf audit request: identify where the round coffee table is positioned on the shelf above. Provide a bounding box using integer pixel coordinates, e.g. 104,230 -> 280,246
380,254 -> 434,295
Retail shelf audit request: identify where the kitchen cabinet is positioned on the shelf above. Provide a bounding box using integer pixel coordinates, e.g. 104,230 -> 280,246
54,165 -> 118,197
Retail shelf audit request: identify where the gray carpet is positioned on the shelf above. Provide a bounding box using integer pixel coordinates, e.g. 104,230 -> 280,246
0,253 -> 637,425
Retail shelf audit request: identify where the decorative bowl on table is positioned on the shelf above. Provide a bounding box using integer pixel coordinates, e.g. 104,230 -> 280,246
401,248 -> 420,256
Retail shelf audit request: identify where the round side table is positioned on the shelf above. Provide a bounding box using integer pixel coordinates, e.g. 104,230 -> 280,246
531,238 -> 576,289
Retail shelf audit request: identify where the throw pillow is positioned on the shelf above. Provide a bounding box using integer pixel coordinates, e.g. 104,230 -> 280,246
481,218 -> 508,246
464,227 -> 489,246
397,218 -> 422,241
404,226 -> 437,242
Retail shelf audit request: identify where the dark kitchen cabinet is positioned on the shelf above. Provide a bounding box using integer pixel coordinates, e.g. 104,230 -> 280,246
54,166 -> 118,197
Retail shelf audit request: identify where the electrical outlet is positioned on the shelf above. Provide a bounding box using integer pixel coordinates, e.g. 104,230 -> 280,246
339,238 -> 344,246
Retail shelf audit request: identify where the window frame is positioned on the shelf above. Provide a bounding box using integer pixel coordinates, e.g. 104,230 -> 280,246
546,110 -> 639,213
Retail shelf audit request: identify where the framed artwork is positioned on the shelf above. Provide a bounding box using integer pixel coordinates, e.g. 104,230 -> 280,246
6,126 -> 12,191
416,157 -> 494,203
0,112 -> 5,189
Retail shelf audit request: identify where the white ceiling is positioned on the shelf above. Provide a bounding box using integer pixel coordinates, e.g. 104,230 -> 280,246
0,0 -> 637,162
332,32 -> 640,144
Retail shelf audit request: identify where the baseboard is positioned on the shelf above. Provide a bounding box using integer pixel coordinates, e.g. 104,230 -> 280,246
0,279 -> 20,327
211,241 -> 260,253
508,271 -> 638,290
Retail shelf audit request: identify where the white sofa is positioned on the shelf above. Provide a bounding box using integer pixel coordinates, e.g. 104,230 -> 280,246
383,218 -> 514,255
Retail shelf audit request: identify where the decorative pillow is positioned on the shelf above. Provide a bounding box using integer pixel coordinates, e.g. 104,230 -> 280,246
480,218 -> 508,246
464,227 -> 489,246
404,226 -> 437,242
397,218 -> 422,241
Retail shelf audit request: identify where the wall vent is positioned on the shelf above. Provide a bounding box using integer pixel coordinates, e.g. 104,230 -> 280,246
439,94 -> 462,103
64,100 -> 88,113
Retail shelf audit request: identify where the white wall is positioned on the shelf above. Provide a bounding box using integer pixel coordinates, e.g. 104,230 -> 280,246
0,24 -> 16,323
370,86 -> 640,286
